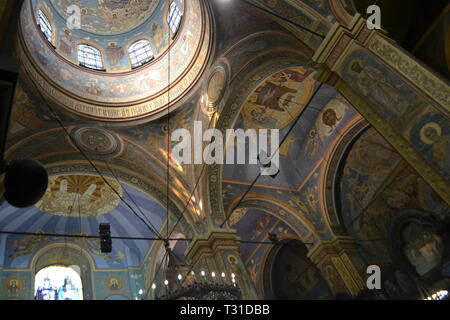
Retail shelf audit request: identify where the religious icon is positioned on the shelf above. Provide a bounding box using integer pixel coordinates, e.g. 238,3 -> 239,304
7,279 -> 20,296
59,28 -> 74,57
402,222 -> 444,276
419,122 -> 449,172
242,67 -> 314,129
35,276 -> 57,300
349,60 -> 410,118
57,276 -> 80,300
106,42 -> 124,67
255,82 -> 297,112
108,277 -> 122,291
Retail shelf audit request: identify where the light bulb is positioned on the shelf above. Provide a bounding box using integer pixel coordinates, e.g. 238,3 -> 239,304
138,289 -> 143,295
152,283 -> 156,289
221,272 -> 225,278
201,270 -> 206,276
231,273 -> 235,278
178,274 -> 182,280
164,279 -> 169,286
211,272 -> 216,278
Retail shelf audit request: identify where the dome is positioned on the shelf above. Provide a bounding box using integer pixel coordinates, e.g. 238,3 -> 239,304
51,0 -> 160,35
17,0 -> 212,122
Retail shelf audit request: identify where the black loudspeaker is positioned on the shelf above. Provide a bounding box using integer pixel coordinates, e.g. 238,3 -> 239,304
3,160 -> 48,208
99,223 -> 112,253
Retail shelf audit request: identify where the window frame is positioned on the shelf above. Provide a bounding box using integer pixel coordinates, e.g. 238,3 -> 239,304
167,1 -> 183,36
77,43 -> 105,71
37,9 -> 53,43
128,39 -> 154,69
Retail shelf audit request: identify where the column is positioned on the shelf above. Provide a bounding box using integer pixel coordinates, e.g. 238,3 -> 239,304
312,14 -> 450,206
308,236 -> 367,297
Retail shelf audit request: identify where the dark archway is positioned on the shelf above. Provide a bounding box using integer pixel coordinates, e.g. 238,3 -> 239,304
264,240 -> 332,300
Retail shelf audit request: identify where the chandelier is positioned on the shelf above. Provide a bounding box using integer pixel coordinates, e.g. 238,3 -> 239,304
149,243 -> 242,300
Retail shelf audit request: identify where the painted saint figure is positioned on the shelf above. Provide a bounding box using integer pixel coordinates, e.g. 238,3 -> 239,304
57,276 -> 80,300
350,61 -> 410,118
35,276 -> 57,300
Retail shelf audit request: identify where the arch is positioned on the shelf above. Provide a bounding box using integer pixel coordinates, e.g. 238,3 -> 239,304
320,118 -> 369,235
328,0 -> 355,26
34,265 -> 83,300
208,50 -> 317,223
31,243 -> 95,300
261,239 -> 333,299
227,195 -> 319,241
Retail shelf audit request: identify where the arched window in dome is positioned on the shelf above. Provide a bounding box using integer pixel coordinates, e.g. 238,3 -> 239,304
78,44 -> 104,70
129,39 -> 154,68
37,9 -> 52,43
167,1 -> 182,35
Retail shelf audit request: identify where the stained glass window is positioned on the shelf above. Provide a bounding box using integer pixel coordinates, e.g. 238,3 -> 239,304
35,265 -> 83,300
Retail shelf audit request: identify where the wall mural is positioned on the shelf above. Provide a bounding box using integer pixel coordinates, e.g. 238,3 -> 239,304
340,49 -> 449,181
254,0 -> 331,49
241,67 -> 314,130
336,127 -> 450,297
6,79 -> 54,142
35,174 -> 122,217
50,0 -> 160,35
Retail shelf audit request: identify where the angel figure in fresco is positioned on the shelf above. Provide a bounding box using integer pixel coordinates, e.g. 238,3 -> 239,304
9,230 -> 47,260
304,129 -> 322,160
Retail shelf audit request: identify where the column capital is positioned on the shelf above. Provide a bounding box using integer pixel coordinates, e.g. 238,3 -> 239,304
308,236 -> 366,296
312,14 -> 387,70
185,229 -> 239,263
307,236 -> 359,265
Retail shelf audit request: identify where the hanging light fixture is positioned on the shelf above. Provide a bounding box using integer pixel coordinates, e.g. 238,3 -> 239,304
150,244 -> 241,300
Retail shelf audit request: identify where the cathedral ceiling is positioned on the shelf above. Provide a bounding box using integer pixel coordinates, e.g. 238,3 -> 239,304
1,0 -> 376,273
214,57 -> 364,240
